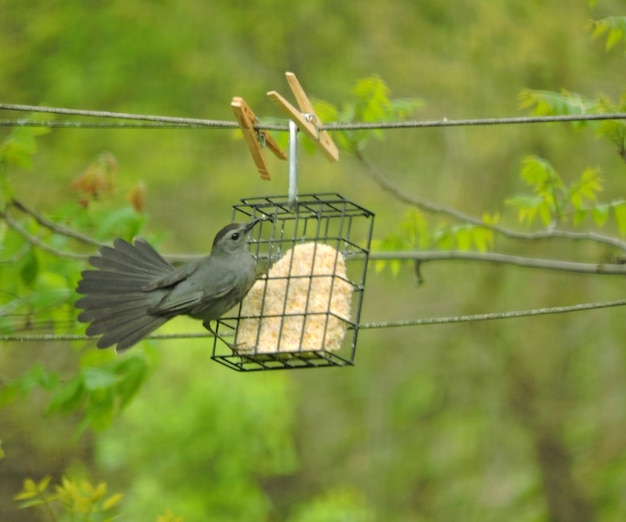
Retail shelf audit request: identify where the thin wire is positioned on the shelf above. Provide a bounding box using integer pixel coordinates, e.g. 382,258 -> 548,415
1,298 -> 625,343
358,298 -> 626,329
322,113 -> 626,130
0,332 -> 216,343
1,102 -> 626,131
1,102 -> 625,343
0,103 -> 239,128
0,120 -> 209,129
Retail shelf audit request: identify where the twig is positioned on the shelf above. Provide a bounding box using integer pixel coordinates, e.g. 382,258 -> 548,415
355,151 -> 626,252
1,210 -> 88,260
369,250 -> 626,275
10,199 -> 106,248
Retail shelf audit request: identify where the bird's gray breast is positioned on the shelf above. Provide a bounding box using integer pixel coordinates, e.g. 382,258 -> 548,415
187,251 -> 257,321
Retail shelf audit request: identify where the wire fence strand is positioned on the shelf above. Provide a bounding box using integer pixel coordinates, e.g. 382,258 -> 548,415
2,298 -> 625,343
2,101 -> 626,343
2,102 -> 626,131
357,298 -> 626,329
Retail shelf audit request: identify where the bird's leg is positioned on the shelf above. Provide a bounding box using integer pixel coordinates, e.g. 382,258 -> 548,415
203,319 -> 238,353
202,319 -> 217,337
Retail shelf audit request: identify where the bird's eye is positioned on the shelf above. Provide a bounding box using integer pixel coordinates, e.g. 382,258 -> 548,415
231,232 -> 240,241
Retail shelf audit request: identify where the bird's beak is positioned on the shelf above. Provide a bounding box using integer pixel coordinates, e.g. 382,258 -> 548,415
244,217 -> 263,232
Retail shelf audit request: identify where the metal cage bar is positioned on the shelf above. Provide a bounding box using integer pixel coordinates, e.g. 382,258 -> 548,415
211,193 -> 374,371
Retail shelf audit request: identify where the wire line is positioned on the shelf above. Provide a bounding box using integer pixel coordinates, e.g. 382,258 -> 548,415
2,299 -> 624,343
1,102 -> 626,131
2,102 -> 625,343
357,298 -> 626,329
0,103 -> 238,128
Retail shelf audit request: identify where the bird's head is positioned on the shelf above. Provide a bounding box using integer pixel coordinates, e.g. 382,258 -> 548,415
211,218 -> 262,256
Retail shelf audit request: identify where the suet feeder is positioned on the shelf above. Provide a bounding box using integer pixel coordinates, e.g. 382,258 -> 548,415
211,193 -> 374,371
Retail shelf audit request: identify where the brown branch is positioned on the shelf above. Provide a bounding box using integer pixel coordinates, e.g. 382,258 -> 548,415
8,200 -> 206,264
1,209 -> 88,260
10,199 -> 105,248
369,250 -> 626,275
355,150 -> 626,252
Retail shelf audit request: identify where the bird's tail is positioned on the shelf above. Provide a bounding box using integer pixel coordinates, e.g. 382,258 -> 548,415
76,238 -> 175,352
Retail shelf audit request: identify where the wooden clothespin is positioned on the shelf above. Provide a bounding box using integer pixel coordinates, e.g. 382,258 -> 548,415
267,72 -> 339,162
231,97 -> 287,180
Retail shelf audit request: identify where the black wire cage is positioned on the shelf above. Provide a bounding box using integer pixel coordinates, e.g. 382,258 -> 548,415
211,193 -> 375,371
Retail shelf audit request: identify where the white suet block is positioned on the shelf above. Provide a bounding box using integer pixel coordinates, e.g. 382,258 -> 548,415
235,243 -> 352,353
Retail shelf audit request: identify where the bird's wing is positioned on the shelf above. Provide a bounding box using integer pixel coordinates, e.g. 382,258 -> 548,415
143,259 -> 201,290
150,272 -> 237,316
151,290 -> 205,315
189,282 -> 237,316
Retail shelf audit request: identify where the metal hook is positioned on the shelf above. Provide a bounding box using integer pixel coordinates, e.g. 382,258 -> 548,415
288,120 -> 299,208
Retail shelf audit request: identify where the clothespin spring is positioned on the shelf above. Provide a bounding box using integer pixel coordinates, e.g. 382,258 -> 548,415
303,113 -> 321,142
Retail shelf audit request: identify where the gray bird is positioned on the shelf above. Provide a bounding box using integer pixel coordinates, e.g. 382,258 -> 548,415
76,218 -> 262,352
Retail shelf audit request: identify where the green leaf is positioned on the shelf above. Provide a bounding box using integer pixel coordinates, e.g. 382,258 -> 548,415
471,227 -> 494,252
374,259 -> 386,274
591,16 -> 626,50
16,497 -> 47,509
505,195 -> 543,225
113,356 -> 149,409
14,476 -> 52,506
82,367 -> 119,391
313,76 -> 422,154
19,364 -> 58,394
455,227 -> 472,251
434,229 -> 454,250
613,203 -> 626,236
0,123 -> 52,168
19,250 -> 39,287
399,209 -> 430,249
520,156 -> 563,193
352,75 -> 391,122
47,378 -> 85,415
103,492 -> 123,510
579,168 -> 603,199
96,205 -> 145,240
27,271 -> 73,314
538,201 -> 553,227
573,209 -> 588,227
598,120 -> 626,148
390,260 -> 401,277
86,389 -> 116,430
389,97 -> 425,118
592,204 -> 610,227
289,489 -> 375,522
518,89 -> 594,117
0,364 -> 58,408
313,99 -> 339,124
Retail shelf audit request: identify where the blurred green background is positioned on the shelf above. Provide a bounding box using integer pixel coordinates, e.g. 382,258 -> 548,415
1,1 -> 626,521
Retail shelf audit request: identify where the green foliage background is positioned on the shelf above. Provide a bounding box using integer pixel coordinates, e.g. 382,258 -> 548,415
2,1 -> 626,521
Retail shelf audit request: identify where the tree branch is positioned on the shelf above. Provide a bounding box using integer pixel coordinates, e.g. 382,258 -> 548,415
1,209 -> 88,260
369,250 -> 626,275
355,151 -> 626,252
10,199 -> 105,248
